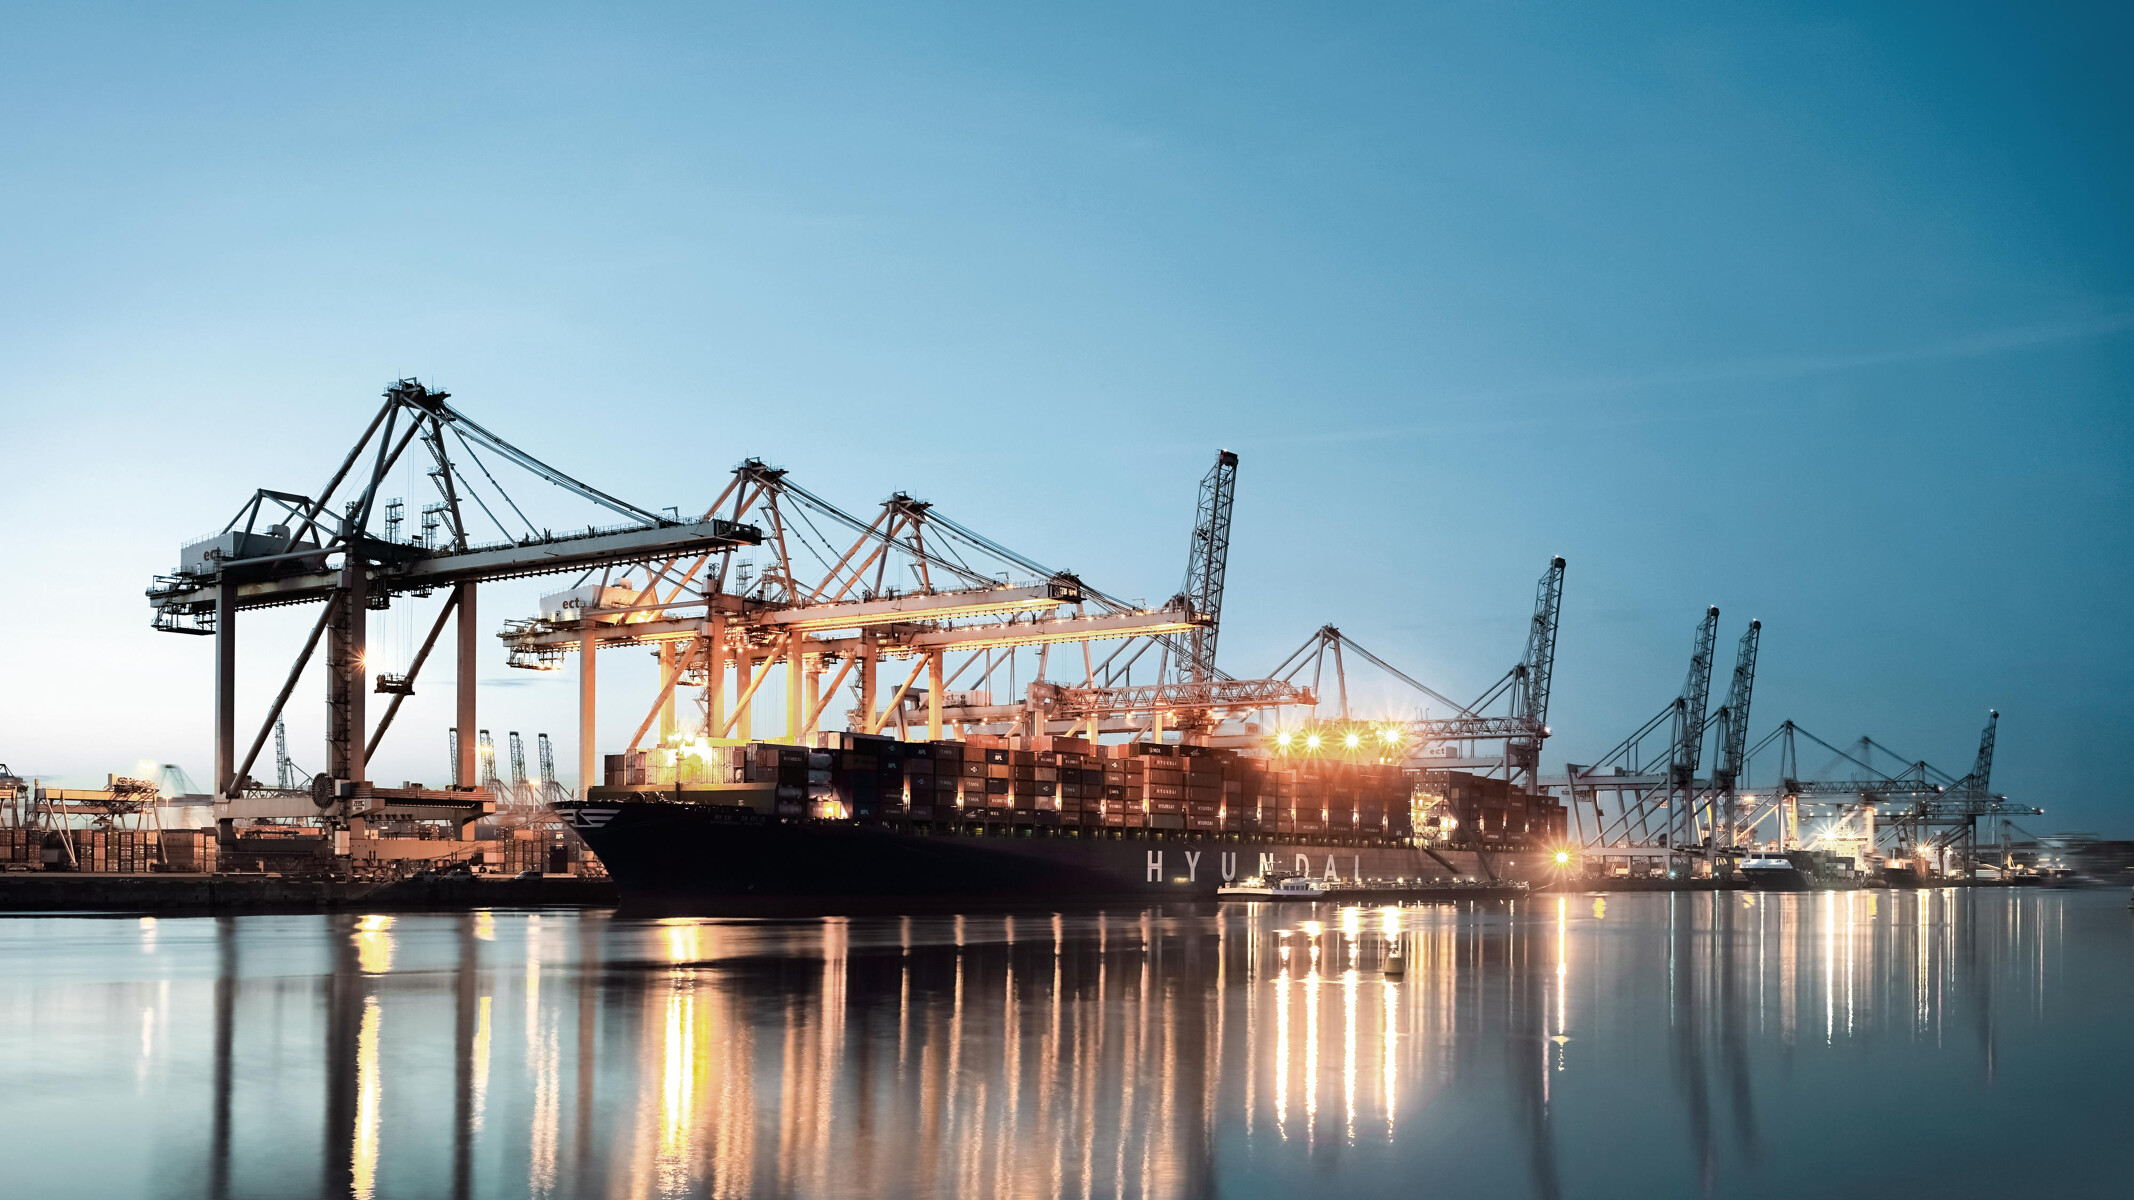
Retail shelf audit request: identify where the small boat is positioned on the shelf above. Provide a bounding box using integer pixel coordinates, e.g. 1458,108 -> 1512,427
1739,853 -> 1811,891
1217,873 -> 1328,900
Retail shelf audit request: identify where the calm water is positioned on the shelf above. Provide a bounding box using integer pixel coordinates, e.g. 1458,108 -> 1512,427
0,891 -> 2126,1200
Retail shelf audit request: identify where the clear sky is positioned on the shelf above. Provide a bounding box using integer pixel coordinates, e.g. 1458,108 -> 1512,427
2,3 -> 2128,832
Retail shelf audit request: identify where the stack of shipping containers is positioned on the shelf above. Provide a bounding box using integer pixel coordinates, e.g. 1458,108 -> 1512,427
0,827 -> 215,872
608,735 -> 1422,844
1420,771 -> 1569,849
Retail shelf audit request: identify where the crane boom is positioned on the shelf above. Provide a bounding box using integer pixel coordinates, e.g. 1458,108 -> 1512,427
1702,619 -> 1760,859
1962,710 -> 1998,798
1180,450 -> 1239,684
1519,556 -> 1567,728
1672,606 -> 1721,784
1506,556 -> 1566,781
1715,620 -> 1760,786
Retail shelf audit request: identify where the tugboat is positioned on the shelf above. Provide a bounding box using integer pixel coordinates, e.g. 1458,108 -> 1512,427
1217,872 -> 1328,900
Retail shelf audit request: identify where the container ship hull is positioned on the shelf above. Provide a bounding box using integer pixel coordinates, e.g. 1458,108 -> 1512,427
560,798 -> 1534,912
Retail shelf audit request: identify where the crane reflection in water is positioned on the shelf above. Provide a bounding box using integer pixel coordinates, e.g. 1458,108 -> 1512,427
3,889 -> 2100,1200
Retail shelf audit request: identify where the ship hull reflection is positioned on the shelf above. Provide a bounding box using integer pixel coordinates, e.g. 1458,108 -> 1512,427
1,891 -> 2119,1199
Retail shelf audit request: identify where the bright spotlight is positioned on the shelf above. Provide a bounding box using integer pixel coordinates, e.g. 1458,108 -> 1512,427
1344,732 -> 1361,749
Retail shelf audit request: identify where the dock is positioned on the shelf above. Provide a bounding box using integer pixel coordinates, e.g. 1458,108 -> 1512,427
0,872 -> 617,914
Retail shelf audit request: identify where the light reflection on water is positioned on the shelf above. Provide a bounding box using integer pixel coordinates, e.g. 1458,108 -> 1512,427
0,890 -> 2126,1199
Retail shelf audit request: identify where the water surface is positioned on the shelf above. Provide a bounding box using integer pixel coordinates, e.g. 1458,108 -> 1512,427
1,890 -> 2126,1199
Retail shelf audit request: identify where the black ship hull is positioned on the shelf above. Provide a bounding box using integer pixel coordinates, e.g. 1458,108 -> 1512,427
561,799 -> 1539,913
1739,866 -> 1812,891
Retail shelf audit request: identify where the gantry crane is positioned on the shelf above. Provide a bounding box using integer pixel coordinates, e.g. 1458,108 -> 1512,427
1671,607 -> 1722,799
1557,606 -> 1757,855
1861,711 -> 2034,872
1262,556 -> 1568,796
145,378 -> 757,853
0,766 -> 26,828
1717,708 -> 2033,876
507,732 -> 529,808
537,733 -> 564,805
497,446 -> 1313,764
1505,557 -> 1567,788
1700,620 -> 1760,860
498,457 -> 1220,765
1046,449 -> 1315,740
927,448 -> 1301,741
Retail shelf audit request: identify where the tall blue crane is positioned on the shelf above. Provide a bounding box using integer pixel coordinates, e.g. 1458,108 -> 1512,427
1176,450 -> 1238,686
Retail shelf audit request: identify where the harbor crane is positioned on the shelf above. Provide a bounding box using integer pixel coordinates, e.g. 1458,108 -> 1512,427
1715,709 -> 2033,876
507,732 -> 530,808
1795,710 -> 2033,871
1062,449 -> 1316,738
1172,450 -> 1238,687
499,457 -> 1223,758
1557,607 -> 1760,855
1701,619 -> 1760,861
536,733 -> 564,805
498,447 -> 1312,763
1265,556 -> 1567,796
145,378 -> 758,853
1732,719 -> 1944,853
0,767 -> 25,828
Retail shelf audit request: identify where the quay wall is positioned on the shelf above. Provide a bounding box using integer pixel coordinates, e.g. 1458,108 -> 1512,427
0,873 -> 618,913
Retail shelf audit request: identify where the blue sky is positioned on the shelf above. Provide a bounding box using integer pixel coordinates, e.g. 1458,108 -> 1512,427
2,3 -> 2128,830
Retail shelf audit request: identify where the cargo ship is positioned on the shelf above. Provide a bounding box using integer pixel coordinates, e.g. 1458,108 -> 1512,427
560,733 -> 1565,912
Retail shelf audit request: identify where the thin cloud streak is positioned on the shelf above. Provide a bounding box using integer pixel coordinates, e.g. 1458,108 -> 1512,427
1273,308 -> 2134,449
